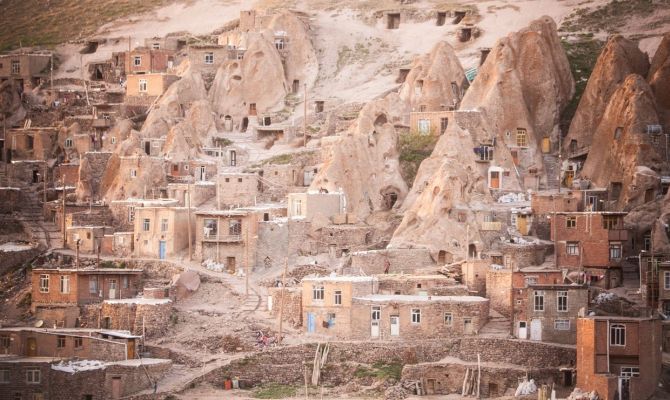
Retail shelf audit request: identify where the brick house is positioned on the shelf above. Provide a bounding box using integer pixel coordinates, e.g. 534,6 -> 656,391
551,212 -> 629,288
514,283 -> 589,344
302,276 -> 378,337
5,127 -> 59,162
124,48 -> 175,74
377,274 -> 466,296
0,53 -> 52,91
125,73 -> 178,97
133,206 -> 194,259
576,316 -> 662,400
350,295 -> 489,340
287,192 -> 345,222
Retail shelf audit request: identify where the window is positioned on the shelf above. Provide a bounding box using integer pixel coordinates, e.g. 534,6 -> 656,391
418,104 -> 427,112
74,337 -> 83,348
603,215 -> 620,230
557,291 -> 568,312
60,276 -> 70,294
11,60 -> 20,74
229,219 -> 242,236
566,216 -> 576,228
479,146 -> 494,161
237,178 -> 242,183
614,127 -> 623,140
152,43 -> 160,49
516,128 -> 527,147
57,335 -> 66,348
275,38 -> 285,50
292,199 -> 303,215
609,242 -> 622,260
161,218 -> 168,232
334,290 -> 342,305
139,79 -> 147,93
566,242 -> 579,256
371,306 -> 381,321
204,52 -> 214,64
665,271 -> 670,290
0,369 -> 9,383
26,369 -> 40,384
89,276 -> 98,294
444,313 -> 453,326
203,219 -> 218,237
610,324 -> 626,346
130,169 -> 137,178
554,319 -> 570,330
411,309 -> 421,324
39,274 -> 49,293
64,138 -> 73,148
249,103 -> 257,114
0,335 -> 10,349
525,276 -> 538,287
620,366 -> 640,377
133,56 -> 141,66
440,117 -> 449,134
327,313 -> 336,326
111,137 -> 116,144
312,286 -> 324,301
122,276 -> 129,289
128,206 -> 135,223
143,218 -> 150,231
534,290 -> 544,311
418,119 -> 430,135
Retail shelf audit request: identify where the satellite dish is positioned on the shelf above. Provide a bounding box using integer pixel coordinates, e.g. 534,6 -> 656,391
34,320 -> 44,328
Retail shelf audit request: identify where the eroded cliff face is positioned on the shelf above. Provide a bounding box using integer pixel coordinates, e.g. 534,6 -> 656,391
209,32 -> 288,128
564,36 -> 649,152
399,41 -> 467,113
391,16 -> 574,255
0,81 -> 26,126
308,93 -> 409,222
580,74 -> 664,210
649,33 -> 670,127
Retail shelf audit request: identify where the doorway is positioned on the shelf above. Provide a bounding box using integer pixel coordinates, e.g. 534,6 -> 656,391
159,240 -> 166,260
144,141 -> 151,155
230,150 -> 237,167
426,379 -> 436,394
241,117 -> 248,132
226,257 -> 236,273
127,339 -> 135,359
436,12 -> 446,26
490,170 -> 500,189
530,319 -> 542,341
390,315 -> 400,336
111,377 -> 122,399
542,137 -> 550,153
26,337 -> 37,356
387,13 -> 400,29
307,312 -> 316,333
198,166 -> 206,181
109,279 -> 117,299
292,80 -> 300,94
518,321 -> 527,339
464,318 -> 474,335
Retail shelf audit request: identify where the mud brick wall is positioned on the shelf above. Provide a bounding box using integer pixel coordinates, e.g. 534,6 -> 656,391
101,301 -> 173,338
499,242 -> 552,269
88,338 -> 128,362
0,188 -> 20,213
350,248 -> 435,274
50,368 -> 106,400
81,152 -> 113,200
485,268 -> 512,317
0,246 -> 41,275
104,360 -> 172,398
79,304 -> 102,329
69,207 -> 114,227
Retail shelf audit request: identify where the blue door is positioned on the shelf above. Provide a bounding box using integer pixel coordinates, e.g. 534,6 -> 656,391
307,312 -> 316,333
159,241 -> 166,260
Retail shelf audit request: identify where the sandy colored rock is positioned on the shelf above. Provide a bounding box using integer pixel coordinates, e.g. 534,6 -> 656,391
399,41 -> 467,113
564,35 -> 649,151
648,33 -> 670,127
309,93 -> 409,222
580,74 -> 664,210
0,81 -> 26,127
173,269 -> 201,300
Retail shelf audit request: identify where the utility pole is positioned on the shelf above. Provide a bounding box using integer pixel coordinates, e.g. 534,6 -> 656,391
43,162 -> 47,204
278,258 -> 288,343
245,218 -> 250,297
557,132 -> 562,194
303,83 -> 307,147
75,239 -> 81,268
50,53 -> 54,92
187,180 -> 192,261
62,175 -> 67,247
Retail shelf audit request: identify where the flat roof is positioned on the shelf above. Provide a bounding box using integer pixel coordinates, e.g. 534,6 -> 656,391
196,210 -> 248,216
303,275 -> 377,283
582,316 -> 657,322
32,268 -> 143,274
378,274 -> 452,280
0,357 -> 62,364
105,298 -> 171,305
528,284 -> 587,290
518,266 -> 563,273
0,327 -> 139,337
554,211 -> 627,215
354,294 -> 488,303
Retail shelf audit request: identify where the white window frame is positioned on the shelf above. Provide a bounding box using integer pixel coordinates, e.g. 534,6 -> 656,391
138,79 -> 148,93
534,290 -> 544,312
204,52 -> 214,64
133,56 -> 142,66
143,218 -> 150,232
161,218 -> 168,232
620,366 -> 640,377
334,290 -> 342,305
610,324 -> 626,346
122,276 -> 129,289
130,169 -> 137,178
371,306 -> 381,321
312,286 -> 324,301
60,275 -> 70,294
64,138 -> 73,148
39,274 -> 49,293
665,271 -> 670,290
111,137 -> 116,144
411,308 -> 421,324
128,206 -> 135,223
418,119 -> 430,135
152,43 -> 160,50
554,319 -> 570,330
89,276 -> 98,294
609,242 -> 622,260
566,242 -> 579,256
11,60 -> 20,74
444,312 -> 453,326
557,291 -> 568,312
26,369 -> 40,384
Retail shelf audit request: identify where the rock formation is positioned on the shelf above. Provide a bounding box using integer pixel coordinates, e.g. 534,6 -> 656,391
0,81 -> 26,127
564,36 -> 650,152
648,33 -> 670,127
308,93 -> 409,222
399,41 -> 467,113
580,75 -> 664,210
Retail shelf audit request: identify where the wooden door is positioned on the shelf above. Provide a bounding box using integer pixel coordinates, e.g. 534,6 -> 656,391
111,377 -> 122,399
127,339 -> 135,359
565,170 -> 574,188
541,137 -> 550,153
490,171 -> 500,189
517,215 -> 528,235
109,279 -> 117,299
26,337 -> 37,356
226,257 -> 236,273
426,379 -> 436,395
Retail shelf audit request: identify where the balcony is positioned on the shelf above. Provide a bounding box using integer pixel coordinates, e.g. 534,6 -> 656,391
480,221 -> 502,231
608,229 -> 628,241
202,234 -> 242,243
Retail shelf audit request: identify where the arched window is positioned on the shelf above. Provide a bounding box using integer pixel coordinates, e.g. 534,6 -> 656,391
610,324 -> 625,346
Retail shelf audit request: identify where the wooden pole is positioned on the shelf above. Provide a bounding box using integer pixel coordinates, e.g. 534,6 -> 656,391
245,218 -> 250,297
43,162 -> 47,203
50,53 -> 53,91
303,83 -> 307,147
62,175 -> 67,247
477,353 -> 481,398
187,181 -> 192,261
303,361 -> 308,400
278,258 -> 288,343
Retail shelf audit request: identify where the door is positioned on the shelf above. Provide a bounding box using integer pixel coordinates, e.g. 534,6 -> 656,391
517,215 -> 527,235
159,241 -> 166,260
230,150 -> 236,167
199,166 -> 206,181
144,141 -> 150,155
226,257 -> 236,273
541,137 -> 550,153
426,379 -> 436,395
464,318 -> 474,335
109,279 -> 117,299
390,316 -> 400,336
490,171 -> 500,189
307,312 -> 316,333
111,377 -> 122,399
518,321 -> 527,339
565,170 -> 575,188
618,377 -> 630,400
530,319 -> 542,341
371,321 -> 380,338
511,150 -> 519,166
127,339 -> 135,359
26,337 -> 37,356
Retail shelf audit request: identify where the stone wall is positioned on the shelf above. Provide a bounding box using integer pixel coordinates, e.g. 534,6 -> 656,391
104,359 -> 172,398
378,275 -> 466,296
268,287 -> 302,328
255,219 -> 311,268
0,188 -> 20,213
499,242 -> 552,269
349,248 -> 434,274
101,300 -> 173,338
0,245 -> 41,275
485,268 -> 512,316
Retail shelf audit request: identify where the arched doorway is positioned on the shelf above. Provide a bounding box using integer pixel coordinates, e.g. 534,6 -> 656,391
438,250 -> 447,264
241,117 -> 249,133
468,244 -> 477,258
223,115 -> 233,132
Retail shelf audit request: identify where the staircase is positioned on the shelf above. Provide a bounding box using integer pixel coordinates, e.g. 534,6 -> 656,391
542,154 -> 560,190
15,186 -> 63,249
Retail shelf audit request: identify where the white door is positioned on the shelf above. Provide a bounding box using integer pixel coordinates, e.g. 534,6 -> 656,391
518,321 -> 527,339
109,279 -> 117,299
530,319 -> 542,341
390,316 -> 400,336
199,166 -> 206,181
267,296 -> 273,311
371,321 -> 380,338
